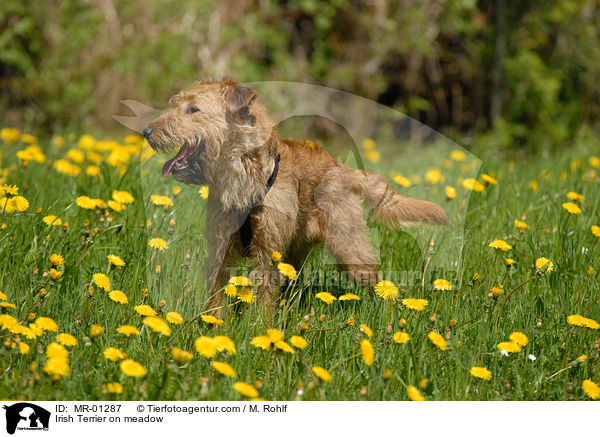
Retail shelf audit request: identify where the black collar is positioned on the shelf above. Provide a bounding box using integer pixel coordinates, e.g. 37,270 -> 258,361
239,154 -> 280,252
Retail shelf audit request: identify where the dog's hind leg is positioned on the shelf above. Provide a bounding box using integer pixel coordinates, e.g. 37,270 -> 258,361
322,196 -> 379,290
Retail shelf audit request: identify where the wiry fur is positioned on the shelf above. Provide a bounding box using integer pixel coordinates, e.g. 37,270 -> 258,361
145,78 -> 450,315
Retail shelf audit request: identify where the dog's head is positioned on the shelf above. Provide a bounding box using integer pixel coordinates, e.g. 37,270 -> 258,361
144,79 -> 271,185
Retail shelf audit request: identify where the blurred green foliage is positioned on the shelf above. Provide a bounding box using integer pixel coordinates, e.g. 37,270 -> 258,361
1,0 -> 599,151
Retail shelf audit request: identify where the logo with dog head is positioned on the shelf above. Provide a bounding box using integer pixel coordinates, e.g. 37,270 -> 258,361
3,403 -> 50,434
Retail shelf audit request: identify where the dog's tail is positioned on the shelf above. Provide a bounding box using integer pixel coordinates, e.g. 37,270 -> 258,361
353,169 -> 450,227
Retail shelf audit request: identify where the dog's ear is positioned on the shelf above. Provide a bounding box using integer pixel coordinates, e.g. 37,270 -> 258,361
224,83 -> 257,113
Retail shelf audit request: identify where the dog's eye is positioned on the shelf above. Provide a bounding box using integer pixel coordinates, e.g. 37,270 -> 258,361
186,107 -> 199,114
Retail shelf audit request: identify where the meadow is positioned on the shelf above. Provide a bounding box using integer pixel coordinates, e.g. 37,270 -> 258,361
0,126 -> 599,401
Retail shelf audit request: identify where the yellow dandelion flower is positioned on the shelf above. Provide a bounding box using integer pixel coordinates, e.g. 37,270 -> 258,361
311,366 -> 332,382
148,237 -> 169,251
18,342 -> 30,354
251,335 -> 272,351
116,325 -> 140,337
470,366 -> 492,381
198,185 -> 209,199
171,347 -> 193,364
392,174 -> 412,187
120,359 -> 147,377
509,332 -> 528,346
237,288 -> 255,303
2,195 -> 29,212
76,196 -> 100,210
107,200 -> 126,212
566,191 -> 583,202
360,339 -> 375,366
228,276 -> 252,287
85,165 -> 100,176
428,331 -> 447,351
201,314 -> 224,326
103,347 -> 126,361
362,138 -> 376,150
90,324 -> 104,338
107,254 -> 125,266
108,290 -> 128,304
481,174 -> 498,185
433,279 -> 452,291
111,190 -> 134,204
50,254 -> 64,266
134,304 -> 157,316
338,293 -> 360,301
407,385 -> 425,401
505,258 -> 516,266
490,284 -> 504,298
36,317 -> 58,332
56,333 -> 77,347
1,127 -> 21,143
93,273 -> 111,291
582,380 -> 600,400
461,178 -> 485,192
290,336 -> 308,349
359,324 -> 373,338
223,284 -> 237,297
214,336 -> 236,355
497,341 -> 521,353
275,340 -> 295,354
374,280 -> 399,300
489,239 -> 512,251
445,185 -> 457,199
42,215 -> 63,226
233,382 -> 259,397
43,358 -> 70,377
46,342 -> 69,360
277,262 -> 298,280
0,301 -> 17,309
364,149 -> 381,163
424,168 -> 443,184
150,194 -> 174,207
195,336 -> 217,358
271,251 -> 282,262
212,361 -> 237,377
450,149 -> 467,161
142,316 -> 171,336
591,225 -> 600,238
393,331 -> 410,344
567,315 -> 599,329
315,292 -> 337,304
266,329 -> 284,343
535,257 -> 555,272
562,202 -> 582,214
514,219 -> 530,230
402,298 -> 429,311
106,382 -> 123,394
166,311 -> 184,324
49,269 -> 63,280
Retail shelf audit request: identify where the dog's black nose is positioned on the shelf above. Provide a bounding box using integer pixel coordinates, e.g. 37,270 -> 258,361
143,127 -> 154,139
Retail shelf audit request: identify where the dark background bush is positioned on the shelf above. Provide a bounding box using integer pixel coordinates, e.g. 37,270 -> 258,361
1,0 -> 599,151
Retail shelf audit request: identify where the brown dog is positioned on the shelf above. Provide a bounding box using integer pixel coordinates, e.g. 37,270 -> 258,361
144,79 -> 449,314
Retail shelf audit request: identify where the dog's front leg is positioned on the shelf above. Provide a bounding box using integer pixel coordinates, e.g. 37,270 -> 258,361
205,212 -> 241,318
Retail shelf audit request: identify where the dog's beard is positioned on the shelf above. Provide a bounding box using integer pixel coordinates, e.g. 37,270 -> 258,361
159,139 -> 207,185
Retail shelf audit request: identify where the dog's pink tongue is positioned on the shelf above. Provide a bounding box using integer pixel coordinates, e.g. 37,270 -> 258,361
162,143 -> 189,177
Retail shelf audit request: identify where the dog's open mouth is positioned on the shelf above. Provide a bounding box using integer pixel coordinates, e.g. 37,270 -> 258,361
161,140 -> 202,177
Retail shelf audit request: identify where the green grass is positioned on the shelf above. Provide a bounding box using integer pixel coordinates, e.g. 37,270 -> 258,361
0,131 -> 599,401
